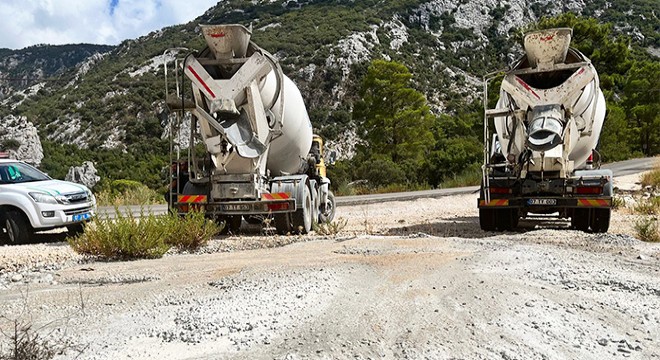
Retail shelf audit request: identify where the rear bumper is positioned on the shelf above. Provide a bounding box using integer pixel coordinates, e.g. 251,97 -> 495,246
478,197 -> 611,209
175,199 -> 296,215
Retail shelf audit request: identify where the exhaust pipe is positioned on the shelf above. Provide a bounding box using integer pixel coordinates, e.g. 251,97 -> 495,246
527,105 -> 564,151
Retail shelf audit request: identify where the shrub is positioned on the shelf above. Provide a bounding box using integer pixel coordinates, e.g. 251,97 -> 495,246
68,210 -> 170,260
633,216 -> 660,242
641,166 -> 660,189
313,217 -> 348,236
0,138 -> 21,151
68,209 -> 220,259
633,196 -> 660,215
163,210 -> 221,251
95,179 -> 164,206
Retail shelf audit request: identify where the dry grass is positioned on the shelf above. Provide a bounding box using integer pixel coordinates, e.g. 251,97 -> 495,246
633,216 -> 660,242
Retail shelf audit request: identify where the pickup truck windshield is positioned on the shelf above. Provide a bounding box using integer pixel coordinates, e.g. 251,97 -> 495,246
0,162 -> 50,184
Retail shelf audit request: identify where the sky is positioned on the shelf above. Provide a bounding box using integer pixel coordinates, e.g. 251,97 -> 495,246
0,0 -> 219,49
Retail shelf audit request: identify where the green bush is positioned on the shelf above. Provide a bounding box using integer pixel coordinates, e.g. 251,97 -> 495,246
162,210 -> 222,251
0,138 -> 21,151
633,216 -> 660,243
633,196 -> 660,215
68,209 -> 220,260
95,179 -> 164,206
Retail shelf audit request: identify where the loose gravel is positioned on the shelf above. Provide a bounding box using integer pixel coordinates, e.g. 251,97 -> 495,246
0,192 -> 658,359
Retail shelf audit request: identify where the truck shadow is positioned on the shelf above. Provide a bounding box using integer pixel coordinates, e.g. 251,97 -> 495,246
385,216 -> 572,238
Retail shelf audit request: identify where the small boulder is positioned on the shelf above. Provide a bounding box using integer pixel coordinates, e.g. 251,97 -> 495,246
65,161 -> 100,188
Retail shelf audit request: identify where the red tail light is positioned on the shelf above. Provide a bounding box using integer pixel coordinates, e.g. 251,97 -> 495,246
575,186 -> 602,194
587,152 -> 594,164
489,187 -> 512,194
267,203 -> 290,211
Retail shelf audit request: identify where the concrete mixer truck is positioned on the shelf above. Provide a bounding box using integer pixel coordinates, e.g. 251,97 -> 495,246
478,28 -> 612,232
164,24 -> 335,234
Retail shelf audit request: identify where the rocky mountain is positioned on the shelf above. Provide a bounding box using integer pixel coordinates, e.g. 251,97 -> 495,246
0,0 -> 657,187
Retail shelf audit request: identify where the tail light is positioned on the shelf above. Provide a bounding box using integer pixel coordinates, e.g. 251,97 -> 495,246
489,187 -> 512,194
267,202 -> 290,211
587,151 -> 594,165
575,186 -> 602,195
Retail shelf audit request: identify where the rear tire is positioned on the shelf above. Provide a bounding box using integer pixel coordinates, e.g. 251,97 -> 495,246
591,208 -> 610,233
479,209 -> 496,231
274,213 -> 292,235
480,208 -> 518,231
3,211 -> 32,245
291,185 -> 312,234
218,215 -> 242,235
571,209 -> 591,232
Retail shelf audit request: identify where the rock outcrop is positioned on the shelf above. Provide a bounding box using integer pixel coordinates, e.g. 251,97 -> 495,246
0,115 -> 44,166
65,161 -> 101,188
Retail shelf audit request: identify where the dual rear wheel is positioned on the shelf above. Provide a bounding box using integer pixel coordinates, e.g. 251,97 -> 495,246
479,208 -> 519,231
571,208 -> 610,233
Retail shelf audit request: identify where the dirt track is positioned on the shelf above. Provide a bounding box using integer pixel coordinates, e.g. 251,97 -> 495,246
0,193 -> 659,359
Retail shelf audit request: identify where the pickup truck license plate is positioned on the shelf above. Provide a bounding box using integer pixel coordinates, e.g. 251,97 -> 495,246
221,204 -> 251,211
72,213 -> 91,221
527,199 -> 557,206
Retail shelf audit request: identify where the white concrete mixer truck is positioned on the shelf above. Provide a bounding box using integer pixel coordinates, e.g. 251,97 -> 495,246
164,24 -> 335,234
478,28 -> 612,232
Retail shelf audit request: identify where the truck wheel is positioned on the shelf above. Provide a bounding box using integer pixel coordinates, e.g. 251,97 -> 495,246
291,185 -> 312,234
218,216 -> 242,235
274,213 -> 292,235
590,208 -> 610,233
571,209 -> 590,232
500,209 -> 519,231
4,211 -> 32,245
479,209 -> 496,231
318,190 -> 336,223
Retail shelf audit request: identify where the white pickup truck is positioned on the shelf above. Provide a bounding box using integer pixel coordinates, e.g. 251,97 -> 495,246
0,159 -> 96,244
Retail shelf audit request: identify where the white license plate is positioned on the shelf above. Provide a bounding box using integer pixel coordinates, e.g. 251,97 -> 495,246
72,213 -> 91,221
527,199 -> 557,206
221,204 -> 251,211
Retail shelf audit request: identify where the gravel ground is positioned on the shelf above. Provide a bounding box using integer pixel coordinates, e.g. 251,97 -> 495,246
0,192 -> 658,359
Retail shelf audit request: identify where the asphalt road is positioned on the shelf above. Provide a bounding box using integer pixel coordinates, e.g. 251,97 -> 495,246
98,157 -> 657,218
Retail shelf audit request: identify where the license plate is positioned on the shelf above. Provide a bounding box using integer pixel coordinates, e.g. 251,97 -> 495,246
72,213 -> 91,221
527,198 -> 557,206
221,204 -> 251,211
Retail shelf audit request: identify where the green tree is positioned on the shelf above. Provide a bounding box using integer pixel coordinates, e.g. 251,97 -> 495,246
352,60 -> 435,185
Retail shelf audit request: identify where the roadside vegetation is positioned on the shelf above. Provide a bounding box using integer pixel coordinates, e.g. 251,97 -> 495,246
640,163 -> 660,189
94,179 -> 165,206
21,11 -> 657,199
634,216 -> 660,243
68,210 -> 220,260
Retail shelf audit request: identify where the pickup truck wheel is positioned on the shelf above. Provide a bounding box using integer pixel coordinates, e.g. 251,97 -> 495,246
4,211 -> 32,245
291,185 -> 312,234
590,208 -> 610,233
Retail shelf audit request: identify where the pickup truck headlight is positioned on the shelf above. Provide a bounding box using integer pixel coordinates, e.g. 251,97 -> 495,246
29,192 -> 59,204
29,192 -> 70,205
86,190 -> 96,204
